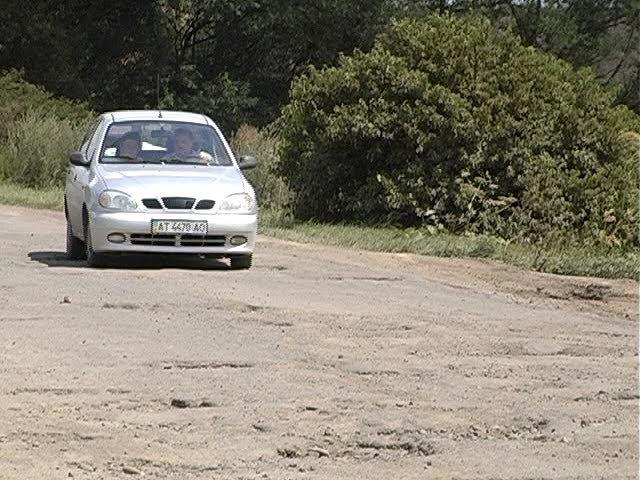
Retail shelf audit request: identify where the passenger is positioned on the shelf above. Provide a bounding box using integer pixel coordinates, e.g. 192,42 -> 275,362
116,132 -> 142,161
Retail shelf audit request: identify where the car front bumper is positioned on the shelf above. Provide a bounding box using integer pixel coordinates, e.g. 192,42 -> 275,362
89,211 -> 257,255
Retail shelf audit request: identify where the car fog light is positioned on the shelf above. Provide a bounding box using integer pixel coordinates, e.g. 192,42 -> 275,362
107,233 -> 126,244
230,235 -> 248,246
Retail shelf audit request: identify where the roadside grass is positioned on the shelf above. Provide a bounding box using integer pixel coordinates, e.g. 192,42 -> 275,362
260,210 -> 640,280
1,181 -> 637,280
0,182 -> 63,210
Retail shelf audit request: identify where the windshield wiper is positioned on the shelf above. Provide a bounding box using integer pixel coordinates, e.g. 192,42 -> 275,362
162,157 -> 210,165
101,157 -> 162,164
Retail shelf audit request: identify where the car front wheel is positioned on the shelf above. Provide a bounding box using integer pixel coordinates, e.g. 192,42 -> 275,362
230,254 -> 252,270
66,219 -> 85,260
84,219 -> 108,268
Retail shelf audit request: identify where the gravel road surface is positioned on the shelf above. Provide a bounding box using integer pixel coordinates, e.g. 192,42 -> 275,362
0,205 -> 637,479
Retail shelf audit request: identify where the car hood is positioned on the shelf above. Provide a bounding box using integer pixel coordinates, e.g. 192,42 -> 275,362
96,164 -> 249,200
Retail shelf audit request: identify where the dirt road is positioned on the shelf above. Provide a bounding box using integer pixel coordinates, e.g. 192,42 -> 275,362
0,205 -> 637,479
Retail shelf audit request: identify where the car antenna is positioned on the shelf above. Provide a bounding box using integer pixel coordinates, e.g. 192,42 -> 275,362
156,73 -> 163,118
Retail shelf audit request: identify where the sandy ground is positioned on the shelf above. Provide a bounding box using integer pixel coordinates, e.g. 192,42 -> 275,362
0,204 -> 637,479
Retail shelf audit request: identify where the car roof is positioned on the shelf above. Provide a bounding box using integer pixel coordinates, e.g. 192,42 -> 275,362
105,110 -> 211,125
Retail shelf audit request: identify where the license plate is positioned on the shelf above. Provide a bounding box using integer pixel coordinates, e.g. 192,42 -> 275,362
151,220 -> 208,235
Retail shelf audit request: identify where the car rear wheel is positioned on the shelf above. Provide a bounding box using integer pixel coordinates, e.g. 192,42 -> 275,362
66,219 -> 85,260
230,254 -> 252,270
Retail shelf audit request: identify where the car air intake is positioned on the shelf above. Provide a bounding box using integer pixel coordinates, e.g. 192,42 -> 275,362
162,197 -> 195,209
142,198 -> 162,209
130,234 -> 175,246
130,234 -> 226,247
180,234 -> 226,246
195,199 -> 215,210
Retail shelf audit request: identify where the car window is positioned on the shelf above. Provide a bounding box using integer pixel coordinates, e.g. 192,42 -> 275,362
79,118 -> 101,155
86,121 -> 106,163
100,121 -> 233,166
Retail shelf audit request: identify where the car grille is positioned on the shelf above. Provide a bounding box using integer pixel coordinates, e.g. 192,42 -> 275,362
162,197 -> 195,209
141,198 -> 216,210
142,198 -> 162,209
195,199 -> 215,210
130,233 -> 226,247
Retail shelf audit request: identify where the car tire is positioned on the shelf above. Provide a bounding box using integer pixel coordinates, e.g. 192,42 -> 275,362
66,219 -> 85,260
84,218 -> 108,268
230,254 -> 252,270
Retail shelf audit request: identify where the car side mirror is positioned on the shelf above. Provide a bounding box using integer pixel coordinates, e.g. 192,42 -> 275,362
69,151 -> 89,167
237,155 -> 257,170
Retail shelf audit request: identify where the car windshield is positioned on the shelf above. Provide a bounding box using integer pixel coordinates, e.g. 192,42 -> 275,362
99,121 -> 233,166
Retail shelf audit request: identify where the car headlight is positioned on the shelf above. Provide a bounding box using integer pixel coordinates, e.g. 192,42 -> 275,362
98,190 -> 138,211
218,193 -> 256,214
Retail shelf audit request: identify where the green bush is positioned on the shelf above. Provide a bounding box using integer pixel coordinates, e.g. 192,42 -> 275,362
0,111 -> 87,188
277,14 -> 640,248
0,70 -> 92,188
0,70 -> 91,140
231,125 -> 293,212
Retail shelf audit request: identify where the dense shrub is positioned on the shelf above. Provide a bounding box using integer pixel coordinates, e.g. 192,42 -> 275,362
0,70 -> 91,139
231,125 -> 292,212
0,70 -> 91,188
0,112 -> 87,188
277,14 -> 640,247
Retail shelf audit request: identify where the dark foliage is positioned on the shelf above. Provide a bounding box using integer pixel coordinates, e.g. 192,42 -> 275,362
277,15 -> 640,247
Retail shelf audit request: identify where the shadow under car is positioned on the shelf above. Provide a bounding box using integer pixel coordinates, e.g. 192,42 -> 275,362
28,251 -> 230,270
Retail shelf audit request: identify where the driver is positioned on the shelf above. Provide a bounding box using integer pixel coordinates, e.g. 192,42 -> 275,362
116,132 -> 142,161
173,128 -> 197,159
166,128 -> 213,164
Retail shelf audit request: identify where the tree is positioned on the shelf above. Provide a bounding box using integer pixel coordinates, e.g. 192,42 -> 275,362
387,1 -> 640,113
157,0 -> 387,130
0,0 -> 171,110
0,0 -> 83,99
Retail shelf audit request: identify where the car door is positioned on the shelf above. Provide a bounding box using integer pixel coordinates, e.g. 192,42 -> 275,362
67,117 -> 102,235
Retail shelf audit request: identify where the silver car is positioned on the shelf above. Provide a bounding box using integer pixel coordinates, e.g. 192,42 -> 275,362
64,110 -> 258,269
